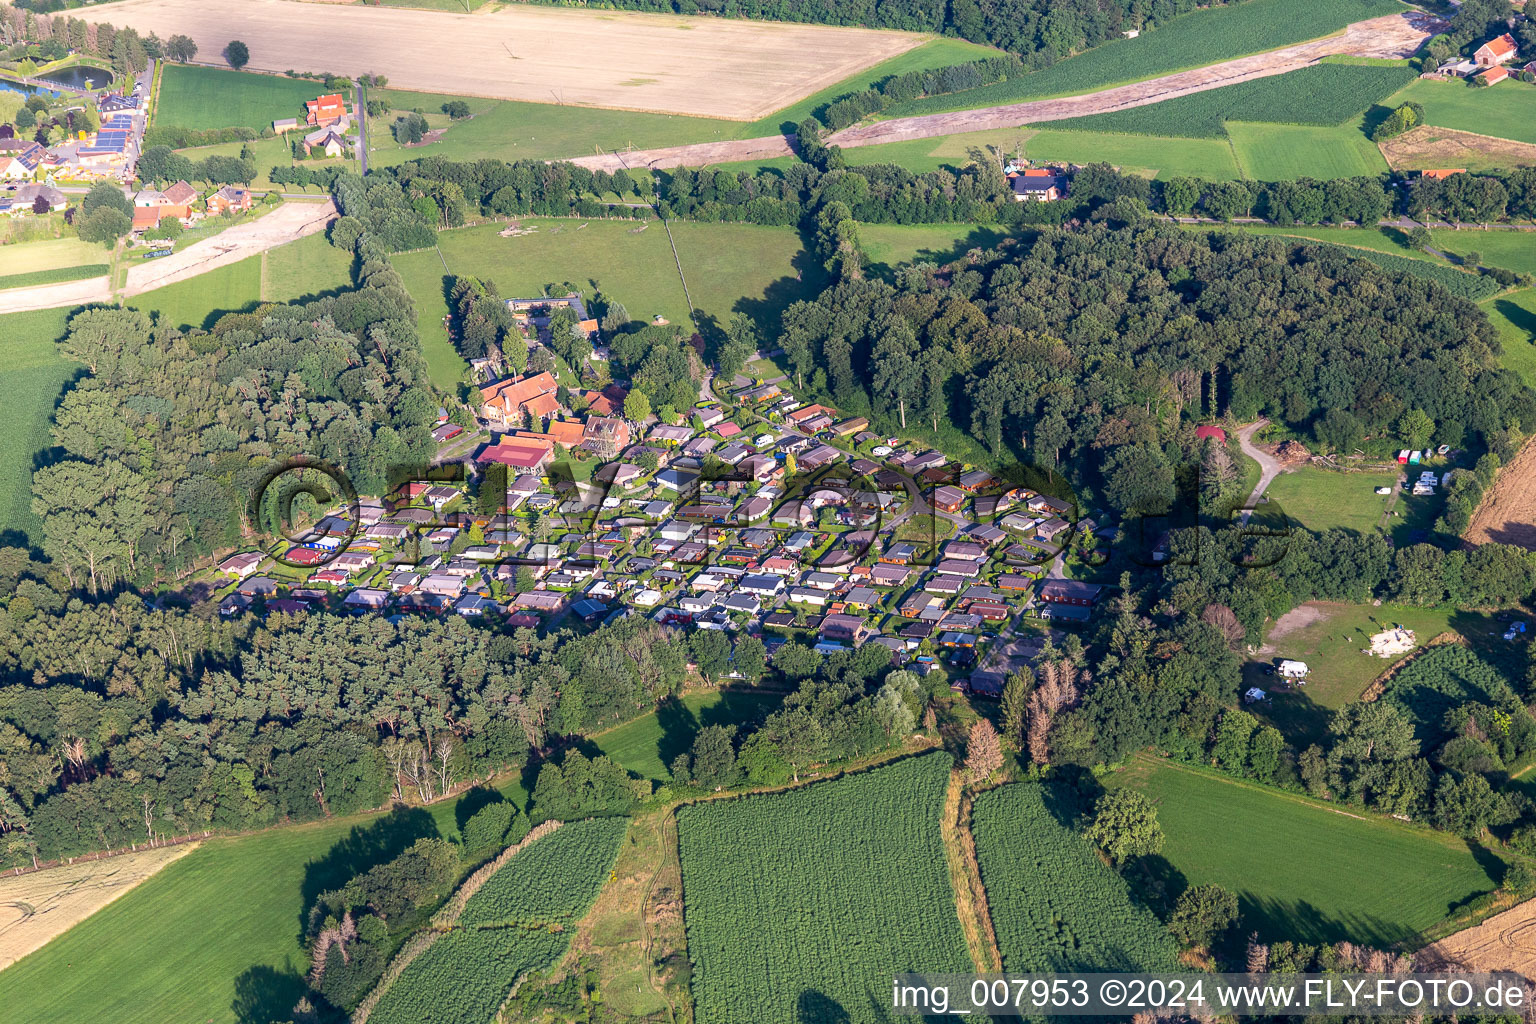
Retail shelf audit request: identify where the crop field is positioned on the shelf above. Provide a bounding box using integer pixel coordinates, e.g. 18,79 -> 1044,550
154,63 -> 320,131
0,238 -> 108,277
0,843 -> 197,970
1486,290 -> 1536,387
370,818 -> 626,1024
0,264 -> 110,291
1387,78 -> 1536,146
848,125 -> 1242,179
677,752 -> 971,1024
885,0 -> 1406,117
0,307 -> 75,544
1048,64 -> 1418,139
971,784 -> 1177,972
1112,759 -> 1500,946
1194,223 -> 1525,286
108,0 -> 927,120
128,254 -> 263,331
594,688 -> 784,781
1228,120 -> 1387,179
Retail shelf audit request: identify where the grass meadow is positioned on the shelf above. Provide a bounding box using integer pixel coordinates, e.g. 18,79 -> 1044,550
857,222 -> 1012,273
0,777 -> 529,1024
0,238 -> 108,276
1486,289 -> 1536,387
128,255 -> 264,331
1227,119 -> 1387,180
886,0 -> 1406,116
848,125 -> 1243,179
1389,78 -> 1536,146
0,308 -> 75,545
592,688 -> 783,780
155,64 -> 324,131
261,231 -> 357,302
1262,464 -> 1398,534
1112,758 -> 1501,946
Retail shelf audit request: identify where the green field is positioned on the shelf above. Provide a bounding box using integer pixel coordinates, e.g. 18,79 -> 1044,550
0,237 -> 108,276
886,0 -> 1406,117
129,254 -> 263,331
1428,229 -> 1536,277
1227,119 -> 1387,180
155,64 -> 325,131
1112,758 -> 1500,945
393,219 -> 817,390
593,688 -> 783,781
1048,64 -> 1418,139
262,231 -> 356,302
972,784 -> 1178,972
0,263 -> 110,291
678,753 -> 971,1024
1263,465 -> 1397,534
1386,78 -> 1536,146
857,223 -> 1012,273
848,125 -> 1243,180
0,308 -> 75,545
1486,289 -> 1536,386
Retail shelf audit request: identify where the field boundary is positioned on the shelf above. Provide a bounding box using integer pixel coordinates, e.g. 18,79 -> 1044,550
944,772 -> 1003,973
1358,630 -> 1464,702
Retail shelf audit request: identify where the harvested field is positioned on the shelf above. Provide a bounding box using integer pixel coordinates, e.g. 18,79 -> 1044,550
0,844 -> 198,970
1380,124 -> 1536,173
1466,437 -> 1536,550
1420,897 -> 1536,979
100,0 -> 925,120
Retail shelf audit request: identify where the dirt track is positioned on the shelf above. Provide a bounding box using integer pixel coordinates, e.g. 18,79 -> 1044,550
1466,436 -> 1536,550
122,200 -> 337,297
99,0 -> 924,120
569,12 -> 1433,171
0,275 -> 111,316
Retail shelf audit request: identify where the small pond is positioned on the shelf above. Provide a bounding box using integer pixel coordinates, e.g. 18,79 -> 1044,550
38,64 -> 114,91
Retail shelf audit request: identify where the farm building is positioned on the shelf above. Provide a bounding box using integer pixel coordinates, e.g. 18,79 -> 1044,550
306,93 -> 349,126
1010,168 -> 1066,202
1474,33 -> 1518,67
207,185 -> 253,215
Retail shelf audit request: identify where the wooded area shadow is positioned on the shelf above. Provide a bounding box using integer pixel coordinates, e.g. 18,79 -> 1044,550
1494,296 -> 1536,344
1239,894 -> 1415,948
655,695 -> 700,771
1124,853 -> 1189,920
454,785 -> 506,834
231,963 -> 309,1024
865,226 -> 1012,285
730,226 -> 831,335
297,805 -> 439,939
797,989 -> 851,1024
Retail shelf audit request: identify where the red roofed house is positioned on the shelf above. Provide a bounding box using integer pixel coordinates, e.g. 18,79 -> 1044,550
478,438 -> 554,472
1420,168 -> 1467,180
584,416 -> 631,458
788,404 -> 837,424
1194,425 -> 1227,443
516,420 -> 587,449
306,93 -> 349,126
207,185 -> 253,215
481,372 -> 559,429
1475,33 -> 1518,68
1479,65 -> 1510,85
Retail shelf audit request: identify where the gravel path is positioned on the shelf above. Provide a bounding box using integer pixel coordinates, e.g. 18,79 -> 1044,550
121,201 -> 337,297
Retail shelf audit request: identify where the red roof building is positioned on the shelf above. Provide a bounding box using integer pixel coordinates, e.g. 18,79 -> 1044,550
1194,425 -> 1227,443
1475,33 -> 1518,68
306,93 -> 348,126
481,372 -> 559,425
1479,65 -> 1511,85
1419,168 -> 1467,180
478,439 -> 553,471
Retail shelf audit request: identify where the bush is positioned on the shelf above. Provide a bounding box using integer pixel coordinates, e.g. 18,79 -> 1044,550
460,800 -> 529,853
76,206 -> 130,245
441,100 -> 471,119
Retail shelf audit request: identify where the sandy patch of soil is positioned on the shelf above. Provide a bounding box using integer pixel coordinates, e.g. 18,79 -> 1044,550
1380,125 -> 1536,171
1466,436 -> 1536,550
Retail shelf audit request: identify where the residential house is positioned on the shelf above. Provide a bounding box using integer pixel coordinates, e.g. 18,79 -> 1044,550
514,590 -> 568,614
694,405 -> 726,428
1010,167 -> 1066,202
343,589 -> 390,611
1036,517 -> 1071,543
799,445 -> 843,470
207,185 -> 253,215
870,563 -> 911,587
722,593 -> 761,616
481,372 -> 560,426
304,122 -> 349,158
739,573 -> 784,597
1475,32 -> 1519,67
478,438 -> 553,472
934,559 -> 980,578
219,551 -> 265,579
1039,579 -> 1104,606
306,93 -> 349,126
788,587 -> 827,607
736,495 -> 772,523
833,417 -> 869,437
996,574 -> 1036,591
584,416 -> 631,458
931,486 -> 966,513
820,613 -> 870,645
650,423 -> 694,445
9,183 -> 65,213
925,574 -> 964,596
596,462 -> 643,488
0,140 -> 44,180
958,469 -> 996,492
1480,65 -> 1511,84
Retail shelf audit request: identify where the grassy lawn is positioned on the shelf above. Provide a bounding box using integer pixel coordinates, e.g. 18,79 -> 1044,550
1486,289 -> 1536,387
1387,78 -> 1536,146
174,136 -> 311,193
592,688 -> 784,781
155,64 -> 324,132
0,774 -> 529,1024
849,125 -> 1243,180
390,246 -> 465,390
885,0 -> 1406,116
857,222 -> 1011,274
1263,464 -> 1398,534
0,308 -> 75,545
261,232 -> 356,303
129,255 -> 263,331
1227,119 -> 1387,180
666,220 -> 823,332
0,237 -> 107,276
1428,229 -> 1536,276
1111,758 -> 1501,946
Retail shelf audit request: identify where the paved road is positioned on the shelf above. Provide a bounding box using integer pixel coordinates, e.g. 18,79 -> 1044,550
1236,419 -> 1280,525
565,12 -> 1433,172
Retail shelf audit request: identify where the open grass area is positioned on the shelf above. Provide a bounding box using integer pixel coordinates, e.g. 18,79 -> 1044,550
0,237 -> 108,276
666,220 -> 823,332
1264,464 -> 1398,534
0,779 -> 528,1024
886,0 -> 1406,117
1227,119 -> 1387,180
0,307 -> 75,546
1486,289 -> 1536,387
1386,78 -> 1536,146
262,231 -> 356,303
1428,229 -> 1536,277
1049,63 -> 1418,139
593,688 -> 783,781
128,254 -> 263,331
155,64 -> 323,131
390,246 -> 466,390
174,136 -> 318,193
848,125 -> 1243,179
857,223 -> 1012,273
1111,758 -> 1501,946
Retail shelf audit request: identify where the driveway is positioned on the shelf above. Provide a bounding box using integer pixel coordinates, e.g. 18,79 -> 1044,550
1236,418 -> 1280,524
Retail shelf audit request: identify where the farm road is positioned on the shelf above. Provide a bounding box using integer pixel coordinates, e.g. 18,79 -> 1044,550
122,201 -> 337,297
569,12 -> 1433,171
